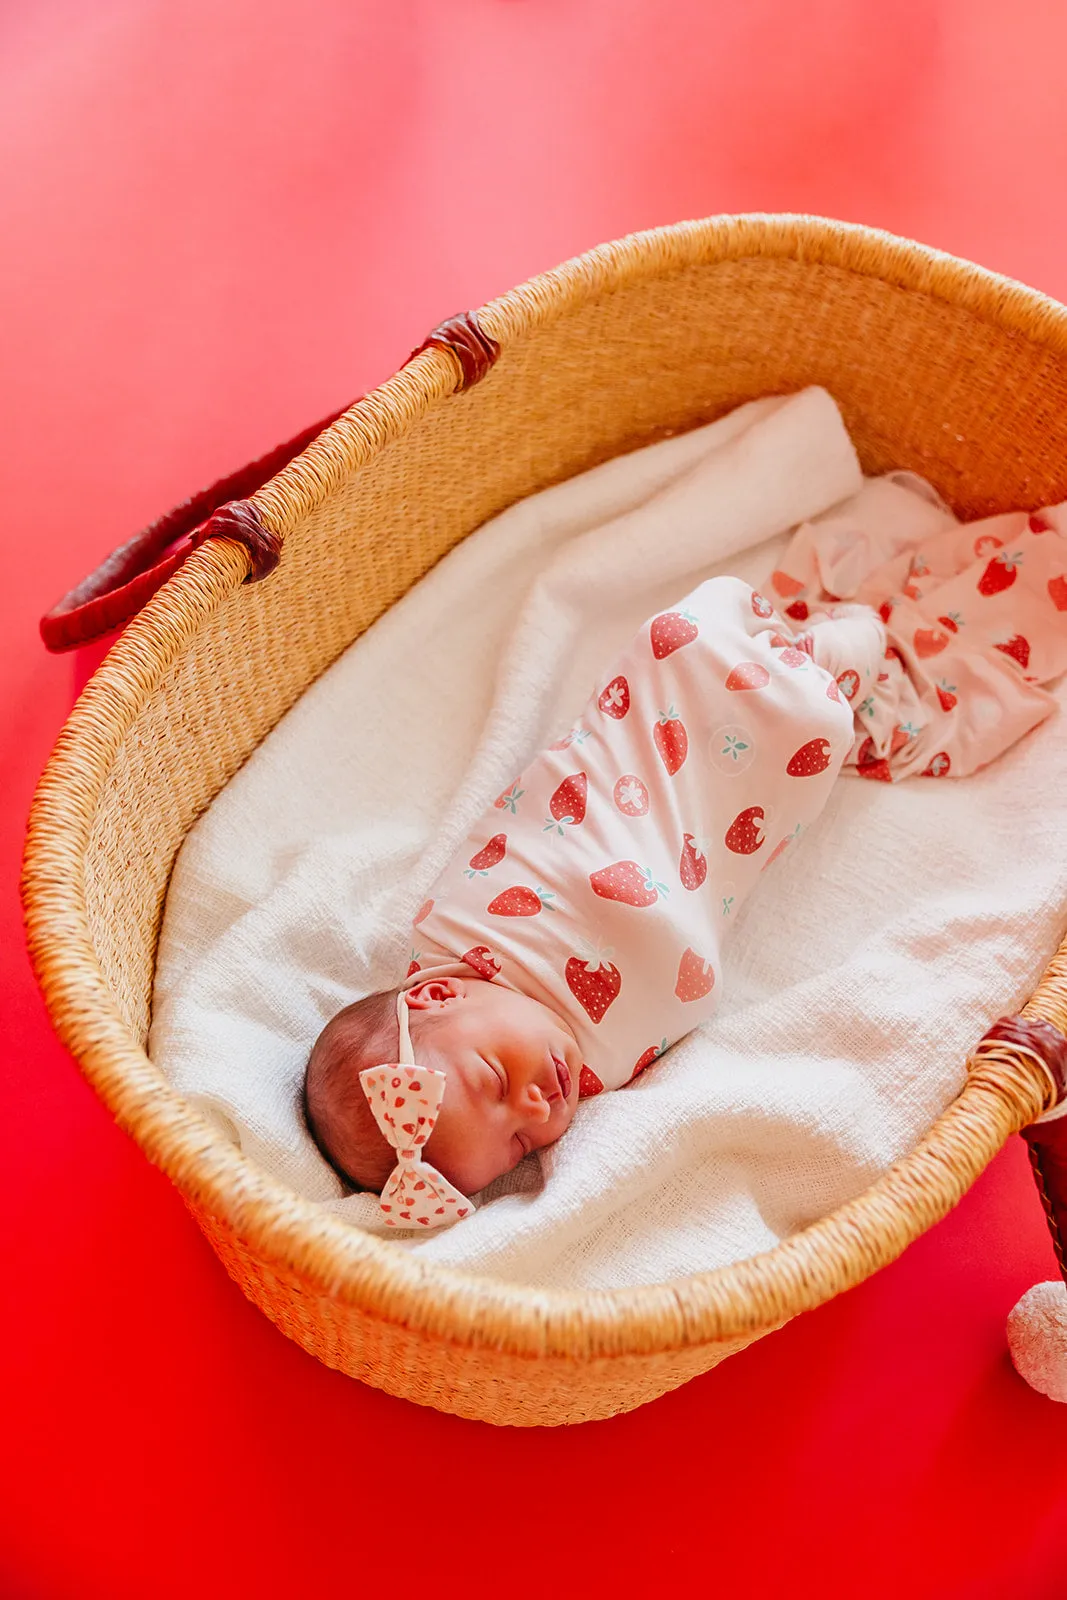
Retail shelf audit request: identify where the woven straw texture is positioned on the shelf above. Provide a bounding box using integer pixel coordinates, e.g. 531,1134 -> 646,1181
22,213 -> 1067,1426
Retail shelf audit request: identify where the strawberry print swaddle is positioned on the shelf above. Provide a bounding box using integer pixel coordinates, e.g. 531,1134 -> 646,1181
406,576 -> 860,1093
771,483 -> 1067,781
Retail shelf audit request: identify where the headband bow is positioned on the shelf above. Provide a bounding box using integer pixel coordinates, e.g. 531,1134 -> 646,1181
358,991 -> 475,1229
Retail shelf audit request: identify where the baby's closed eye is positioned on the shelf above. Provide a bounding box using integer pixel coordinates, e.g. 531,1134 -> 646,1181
480,1056 -> 506,1100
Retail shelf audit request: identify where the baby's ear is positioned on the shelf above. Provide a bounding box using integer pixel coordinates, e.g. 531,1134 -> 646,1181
404,976 -> 465,1010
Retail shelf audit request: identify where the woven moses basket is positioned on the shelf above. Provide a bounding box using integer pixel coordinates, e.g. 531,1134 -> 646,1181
23,214 -> 1067,1427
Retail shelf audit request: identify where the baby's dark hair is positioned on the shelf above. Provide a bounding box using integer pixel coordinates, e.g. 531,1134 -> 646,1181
304,987 -> 437,1192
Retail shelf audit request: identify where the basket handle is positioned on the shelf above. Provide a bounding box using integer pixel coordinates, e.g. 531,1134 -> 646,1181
40,309 -> 502,655
39,403 -> 351,654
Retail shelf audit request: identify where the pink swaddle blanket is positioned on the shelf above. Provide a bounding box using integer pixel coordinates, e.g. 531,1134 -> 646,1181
774,493 -> 1067,782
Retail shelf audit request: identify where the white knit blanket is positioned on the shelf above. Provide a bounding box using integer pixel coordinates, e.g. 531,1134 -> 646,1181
150,389 -> 1067,1289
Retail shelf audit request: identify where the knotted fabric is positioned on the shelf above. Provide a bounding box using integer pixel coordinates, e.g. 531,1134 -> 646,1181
358,991 -> 475,1228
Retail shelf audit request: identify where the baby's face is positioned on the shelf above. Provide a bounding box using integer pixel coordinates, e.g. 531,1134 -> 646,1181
408,976 -> 582,1195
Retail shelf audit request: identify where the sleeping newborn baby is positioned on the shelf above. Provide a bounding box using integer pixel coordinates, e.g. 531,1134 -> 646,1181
305,574 -> 881,1227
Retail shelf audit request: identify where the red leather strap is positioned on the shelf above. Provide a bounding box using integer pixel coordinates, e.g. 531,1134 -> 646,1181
1022,1118 -> 1067,1281
39,402 -> 350,653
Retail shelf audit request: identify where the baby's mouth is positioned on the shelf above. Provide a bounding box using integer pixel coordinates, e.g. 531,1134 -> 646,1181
552,1055 -> 571,1102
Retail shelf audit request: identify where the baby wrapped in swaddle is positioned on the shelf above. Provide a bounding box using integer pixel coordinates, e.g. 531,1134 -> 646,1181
305,491 -> 1067,1229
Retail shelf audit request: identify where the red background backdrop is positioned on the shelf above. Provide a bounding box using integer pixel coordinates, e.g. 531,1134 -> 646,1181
4,4 -> 1067,1596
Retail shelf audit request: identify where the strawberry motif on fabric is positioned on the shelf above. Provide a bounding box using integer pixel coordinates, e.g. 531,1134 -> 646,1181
565,938 -> 622,1024
494,780 -> 525,813
462,944 -> 501,979
492,780 -> 524,812
786,738 -> 834,777
598,675 -> 630,719
709,725 -> 757,775
590,861 -> 670,907
725,661 -> 772,692
487,884 -> 555,917
613,774 -> 650,816
548,726 -> 593,752
629,1038 -> 668,1083
650,609 -> 699,659
465,833 -> 507,877
761,822 -> 803,873
359,1065 -> 473,1227
544,773 -> 588,835
724,805 -> 770,855
653,706 -> 688,774
578,1064 -> 605,1098
679,833 -> 709,889
675,948 -> 715,1002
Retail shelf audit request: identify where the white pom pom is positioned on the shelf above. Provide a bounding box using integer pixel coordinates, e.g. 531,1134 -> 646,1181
1007,1281 -> 1067,1400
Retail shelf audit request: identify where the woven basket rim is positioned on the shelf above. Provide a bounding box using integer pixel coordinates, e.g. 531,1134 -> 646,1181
253,211 -> 1067,540
22,211 -> 1061,1363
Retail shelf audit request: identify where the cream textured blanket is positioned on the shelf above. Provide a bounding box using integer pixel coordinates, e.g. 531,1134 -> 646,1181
150,388 -> 1067,1289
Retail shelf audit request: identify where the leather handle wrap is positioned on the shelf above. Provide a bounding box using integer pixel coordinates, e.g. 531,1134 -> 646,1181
979,1013 -> 1067,1104
408,310 -> 501,391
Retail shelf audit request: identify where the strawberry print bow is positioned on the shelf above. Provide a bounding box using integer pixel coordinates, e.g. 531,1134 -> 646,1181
359,1064 -> 475,1228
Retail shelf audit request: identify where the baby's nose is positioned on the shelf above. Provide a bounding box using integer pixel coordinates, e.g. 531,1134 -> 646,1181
521,1083 -> 552,1123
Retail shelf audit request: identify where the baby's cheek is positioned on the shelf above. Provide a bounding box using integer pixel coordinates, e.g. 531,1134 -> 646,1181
545,1109 -> 575,1147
